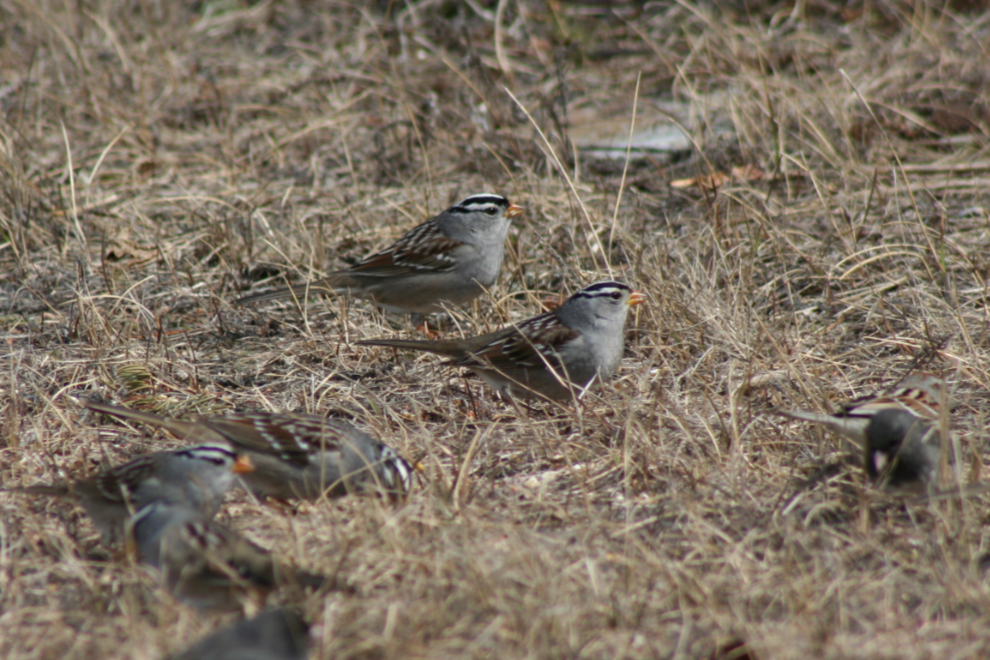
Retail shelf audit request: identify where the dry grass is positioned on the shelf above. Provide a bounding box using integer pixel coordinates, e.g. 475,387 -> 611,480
2,1 -> 990,658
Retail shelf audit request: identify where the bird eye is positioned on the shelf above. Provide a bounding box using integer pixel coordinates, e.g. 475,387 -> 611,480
609,291 -> 622,300
484,206 -> 498,215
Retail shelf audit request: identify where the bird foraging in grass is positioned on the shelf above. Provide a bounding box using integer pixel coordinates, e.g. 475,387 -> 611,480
233,193 -> 523,327
131,501 -> 326,611
4,442 -> 252,546
83,400 -> 413,502
770,374 -> 946,488
358,281 -> 645,401
771,374 -> 944,443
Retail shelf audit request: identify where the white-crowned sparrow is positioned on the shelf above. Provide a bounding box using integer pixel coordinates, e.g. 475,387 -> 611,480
132,501 -> 325,611
169,608 -> 310,660
84,400 -> 412,501
770,374 -> 944,444
863,408 -> 939,487
5,443 -> 253,545
234,194 -> 523,318
358,281 -> 645,401
770,374 -> 946,487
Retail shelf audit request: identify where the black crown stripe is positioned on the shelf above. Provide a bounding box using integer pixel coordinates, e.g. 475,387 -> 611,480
453,194 -> 509,210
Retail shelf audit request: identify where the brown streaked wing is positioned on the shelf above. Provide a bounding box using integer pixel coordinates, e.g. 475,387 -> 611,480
840,377 -> 943,421
347,222 -> 464,276
92,455 -> 157,503
458,313 -> 578,371
204,414 -> 311,467
272,415 -> 359,453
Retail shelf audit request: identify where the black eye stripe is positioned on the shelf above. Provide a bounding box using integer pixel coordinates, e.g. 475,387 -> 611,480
575,290 -> 626,299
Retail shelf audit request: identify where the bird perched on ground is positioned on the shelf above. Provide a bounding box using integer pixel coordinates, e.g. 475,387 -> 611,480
358,281 -> 645,401
770,374 -> 946,487
132,501 -> 325,611
84,400 -> 412,501
169,608 -> 311,660
233,194 -> 523,323
4,442 -> 252,545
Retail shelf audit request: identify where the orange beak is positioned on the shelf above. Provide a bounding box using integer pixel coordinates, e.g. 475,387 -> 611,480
628,291 -> 646,306
505,204 -> 524,218
232,454 -> 255,474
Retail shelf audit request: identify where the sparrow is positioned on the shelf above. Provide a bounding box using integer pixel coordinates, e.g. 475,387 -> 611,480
4,443 -> 252,545
771,374 -> 947,488
83,400 -> 412,501
132,501 -> 325,611
771,374 -> 944,445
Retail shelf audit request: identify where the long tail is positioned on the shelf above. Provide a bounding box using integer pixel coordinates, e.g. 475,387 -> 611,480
767,408 -> 869,445
83,400 -> 199,439
356,338 -> 465,359
233,274 -> 351,306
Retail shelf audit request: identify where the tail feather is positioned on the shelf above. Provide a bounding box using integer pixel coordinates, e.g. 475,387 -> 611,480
770,409 -> 837,425
83,400 -> 199,439
356,338 -> 465,359
768,408 -> 870,445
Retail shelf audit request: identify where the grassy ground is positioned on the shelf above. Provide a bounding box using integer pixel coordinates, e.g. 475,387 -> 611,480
2,1 -> 990,658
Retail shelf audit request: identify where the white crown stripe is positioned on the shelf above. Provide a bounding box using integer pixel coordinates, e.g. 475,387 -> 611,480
572,282 -> 631,299
183,445 -> 238,462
